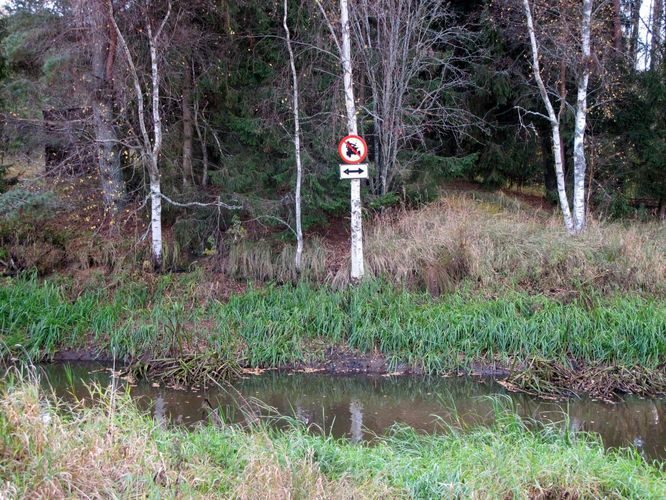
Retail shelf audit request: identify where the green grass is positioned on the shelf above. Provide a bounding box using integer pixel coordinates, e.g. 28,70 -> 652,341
1,379 -> 664,498
1,275 -> 665,374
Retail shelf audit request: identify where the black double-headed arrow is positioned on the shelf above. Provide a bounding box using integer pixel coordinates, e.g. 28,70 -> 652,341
344,167 -> 364,175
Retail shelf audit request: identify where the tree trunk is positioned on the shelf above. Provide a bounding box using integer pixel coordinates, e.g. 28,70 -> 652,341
572,0 -> 593,234
91,0 -> 126,211
149,173 -> 163,269
182,59 -> 194,187
651,0 -> 664,70
630,0 -> 642,65
340,0 -> 365,281
612,0 -> 623,54
283,0 -> 304,275
111,0 -> 170,269
541,123 -> 557,200
147,12 -> 167,269
194,102 -> 209,186
522,0 -> 575,233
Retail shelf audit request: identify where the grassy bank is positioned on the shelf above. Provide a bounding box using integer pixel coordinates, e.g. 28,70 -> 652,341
229,194 -> 666,295
1,379 -> 664,498
1,275 -> 665,390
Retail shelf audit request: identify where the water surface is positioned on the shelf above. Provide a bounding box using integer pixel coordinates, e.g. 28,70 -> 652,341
37,363 -> 666,460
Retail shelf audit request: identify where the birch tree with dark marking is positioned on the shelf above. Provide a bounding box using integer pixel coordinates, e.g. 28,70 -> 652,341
521,0 -> 574,233
341,0 -> 364,281
572,0 -> 593,233
283,0 -> 304,273
514,0 -> 601,234
316,0 -> 365,280
110,0 -> 171,269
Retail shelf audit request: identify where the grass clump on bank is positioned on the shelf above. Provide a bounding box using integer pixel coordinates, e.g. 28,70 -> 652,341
1,378 -> 665,498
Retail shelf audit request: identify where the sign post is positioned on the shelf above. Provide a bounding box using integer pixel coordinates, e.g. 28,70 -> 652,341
338,134 -> 367,281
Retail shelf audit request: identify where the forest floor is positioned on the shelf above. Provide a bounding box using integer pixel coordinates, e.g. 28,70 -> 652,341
1,175 -> 665,399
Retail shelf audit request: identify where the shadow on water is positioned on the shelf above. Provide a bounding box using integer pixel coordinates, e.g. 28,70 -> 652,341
36,362 -> 666,460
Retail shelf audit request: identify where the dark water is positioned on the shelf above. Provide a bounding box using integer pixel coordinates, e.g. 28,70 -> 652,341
36,363 -> 666,461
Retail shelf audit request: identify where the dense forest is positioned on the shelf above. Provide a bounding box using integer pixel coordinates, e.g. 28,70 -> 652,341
0,0 -> 664,276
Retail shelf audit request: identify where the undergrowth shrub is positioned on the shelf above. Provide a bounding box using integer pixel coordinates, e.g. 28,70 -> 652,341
0,189 -> 70,275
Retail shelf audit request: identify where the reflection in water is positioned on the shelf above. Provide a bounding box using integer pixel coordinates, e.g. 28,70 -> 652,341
36,363 -> 666,460
350,399 -> 364,443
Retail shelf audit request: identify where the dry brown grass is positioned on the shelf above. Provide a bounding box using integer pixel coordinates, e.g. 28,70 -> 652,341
331,193 -> 666,295
225,236 -> 329,284
234,436 -> 392,500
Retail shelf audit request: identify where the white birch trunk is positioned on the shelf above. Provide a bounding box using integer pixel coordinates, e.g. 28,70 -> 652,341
340,0 -> 365,281
111,1 -> 170,268
522,0 -> 575,234
147,17 -> 165,268
283,0 -> 304,274
150,174 -> 163,268
572,0 -> 593,234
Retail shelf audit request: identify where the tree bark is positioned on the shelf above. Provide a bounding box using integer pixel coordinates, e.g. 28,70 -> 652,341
91,0 -> 126,211
283,0 -> 304,274
182,58 -> 194,187
111,1 -> 171,269
630,0 -> 642,65
340,0 -> 365,281
572,0 -> 593,234
194,101 -> 209,186
612,0 -> 623,54
651,0 -> 664,70
522,0 -> 575,233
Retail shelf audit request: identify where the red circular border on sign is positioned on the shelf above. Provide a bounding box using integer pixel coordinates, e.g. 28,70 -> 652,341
338,135 -> 368,165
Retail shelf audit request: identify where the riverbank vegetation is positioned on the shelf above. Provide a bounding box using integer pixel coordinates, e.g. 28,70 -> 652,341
2,271 -> 664,398
1,378 -> 664,498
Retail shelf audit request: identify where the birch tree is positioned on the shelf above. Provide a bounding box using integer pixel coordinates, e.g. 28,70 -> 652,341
315,0 -> 365,280
572,0 -> 592,233
519,0 -> 595,234
110,0 -> 171,268
283,0 -> 304,273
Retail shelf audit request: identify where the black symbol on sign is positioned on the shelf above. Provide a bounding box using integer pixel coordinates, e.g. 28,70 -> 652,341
345,141 -> 361,159
344,167 -> 364,175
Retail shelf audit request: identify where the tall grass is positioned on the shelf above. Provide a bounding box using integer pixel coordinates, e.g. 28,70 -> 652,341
225,237 -> 329,284
1,378 -> 664,498
217,193 -> 666,294
1,276 -> 664,374
347,194 -> 666,294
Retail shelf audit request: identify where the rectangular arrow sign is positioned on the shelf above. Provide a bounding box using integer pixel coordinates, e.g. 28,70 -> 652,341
339,164 -> 369,180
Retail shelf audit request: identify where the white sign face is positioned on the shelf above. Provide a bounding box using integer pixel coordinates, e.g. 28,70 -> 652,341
339,164 -> 369,180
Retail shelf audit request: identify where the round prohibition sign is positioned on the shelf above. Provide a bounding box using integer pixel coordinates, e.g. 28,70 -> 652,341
338,135 -> 368,165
